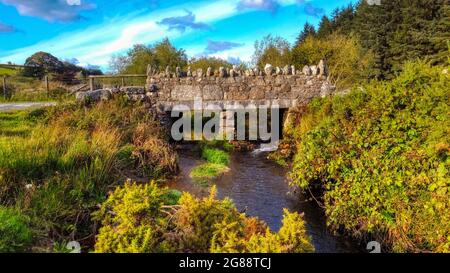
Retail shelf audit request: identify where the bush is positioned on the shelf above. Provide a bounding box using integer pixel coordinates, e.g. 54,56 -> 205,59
291,32 -> 374,89
94,183 -> 314,253
289,61 -> 450,252
0,207 -> 32,252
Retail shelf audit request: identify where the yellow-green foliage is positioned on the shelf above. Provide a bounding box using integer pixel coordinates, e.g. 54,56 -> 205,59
290,61 -> 450,252
94,183 -> 313,253
211,209 -> 314,253
0,99 -> 177,251
0,206 -> 33,253
292,32 -> 374,89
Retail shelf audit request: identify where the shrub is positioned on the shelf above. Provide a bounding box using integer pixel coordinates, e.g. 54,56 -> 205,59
289,61 -> 450,252
94,183 -> 314,253
0,207 -> 32,252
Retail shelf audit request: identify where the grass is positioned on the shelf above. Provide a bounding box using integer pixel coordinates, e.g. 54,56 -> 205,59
0,76 -> 72,103
0,109 -> 46,137
0,67 -> 19,76
189,141 -> 232,187
201,147 -> 230,165
190,163 -> 229,187
0,98 -> 178,252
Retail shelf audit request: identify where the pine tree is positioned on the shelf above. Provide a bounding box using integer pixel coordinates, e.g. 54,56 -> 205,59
295,22 -> 316,46
316,16 -> 333,38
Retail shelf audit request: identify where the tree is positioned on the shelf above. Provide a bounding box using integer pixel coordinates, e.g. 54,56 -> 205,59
109,38 -> 188,74
252,35 -> 292,68
152,38 -> 188,70
189,57 -> 232,71
292,32 -> 374,89
22,52 -> 64,78
295,22 -> 316,46
316,16 -> 333,39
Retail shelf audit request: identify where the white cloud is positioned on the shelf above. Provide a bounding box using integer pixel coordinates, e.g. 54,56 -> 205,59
0,0 -> 95,22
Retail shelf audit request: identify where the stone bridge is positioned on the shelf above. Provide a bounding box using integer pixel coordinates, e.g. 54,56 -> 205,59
143,61 -> 334,112
77,61 -> 335,140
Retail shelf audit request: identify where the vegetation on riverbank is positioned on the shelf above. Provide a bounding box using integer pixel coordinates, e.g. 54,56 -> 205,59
285,62 -> 449,252
94,182 -> 314,253
189,141 -> 231,187
0,99 -> 178,252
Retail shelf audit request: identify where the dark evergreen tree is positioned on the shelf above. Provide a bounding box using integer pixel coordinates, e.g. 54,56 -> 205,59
295,22 -> 316,46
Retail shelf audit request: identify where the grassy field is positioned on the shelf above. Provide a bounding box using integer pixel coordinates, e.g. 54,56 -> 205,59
0,109 -> 45,137
0,67 -> 20,76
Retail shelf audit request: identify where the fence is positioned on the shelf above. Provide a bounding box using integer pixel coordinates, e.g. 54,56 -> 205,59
88,74 -> 147,91
1,74 -> 90,101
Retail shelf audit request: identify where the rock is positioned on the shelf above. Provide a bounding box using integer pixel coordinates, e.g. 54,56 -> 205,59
253,68 -> 260,76
283,65 -> 290,75
310,65 -> 318,76
196,68 -> 204,78
187,66 -> 192,77
219,67 -> 227,78
175,67 -> 181,78
275,67 -> 282,75
165,66 -> 171,77
303,65 -> 312,76
318,60 -> 328,77
146,65 -> 154,76
206,67 -> 212,77
320,81 -> 336,97
76,89 -> 112,103
264,64 -> 274,76
291,65 -> 296,75
121,86 -> 145,94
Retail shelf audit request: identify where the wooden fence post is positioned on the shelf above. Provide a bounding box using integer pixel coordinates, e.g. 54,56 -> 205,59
89,77 -> 94,91
44,75 -> 49,96
2,76 -> 6,99
121,77 -> 125,88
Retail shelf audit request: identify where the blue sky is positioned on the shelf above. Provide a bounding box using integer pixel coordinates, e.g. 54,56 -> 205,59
0,0 -> 355,71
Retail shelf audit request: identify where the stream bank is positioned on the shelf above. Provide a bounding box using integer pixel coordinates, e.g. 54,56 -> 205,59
168,144 -> 361,253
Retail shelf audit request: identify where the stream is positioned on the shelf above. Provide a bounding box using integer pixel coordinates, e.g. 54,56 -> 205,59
168,144 -> 361,253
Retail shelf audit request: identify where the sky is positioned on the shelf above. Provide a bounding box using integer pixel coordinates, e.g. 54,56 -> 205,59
0,0 -> 356,71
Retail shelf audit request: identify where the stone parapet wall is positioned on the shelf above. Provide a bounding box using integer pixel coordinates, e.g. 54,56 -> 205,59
145,61 -> 335,110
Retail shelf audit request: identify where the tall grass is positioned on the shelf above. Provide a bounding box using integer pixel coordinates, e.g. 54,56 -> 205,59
0,99 -> 178,251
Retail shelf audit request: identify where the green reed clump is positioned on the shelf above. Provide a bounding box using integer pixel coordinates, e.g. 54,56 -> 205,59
190,141 -> 231,187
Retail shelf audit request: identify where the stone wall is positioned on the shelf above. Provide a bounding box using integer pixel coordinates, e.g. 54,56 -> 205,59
145,61 -> 335,110
77,61 -> 335,109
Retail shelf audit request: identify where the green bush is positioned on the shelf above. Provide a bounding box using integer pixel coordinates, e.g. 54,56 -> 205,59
0,207 -> 32,253
94,182 -> 314,253
290,61 -> 450,252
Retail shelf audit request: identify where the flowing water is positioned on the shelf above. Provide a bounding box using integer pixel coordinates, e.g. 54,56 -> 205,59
169,144 -> 361,253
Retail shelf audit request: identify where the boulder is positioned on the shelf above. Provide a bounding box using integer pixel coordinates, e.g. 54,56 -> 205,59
219,67 -> 227,78
264,64 -> 274,76
318,60 -> 329,77
320,81 -> 336,98
310,65 -> 318,76
196,68 -> 204,78
76,89 -> 112,103
302,65 -> 312,76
